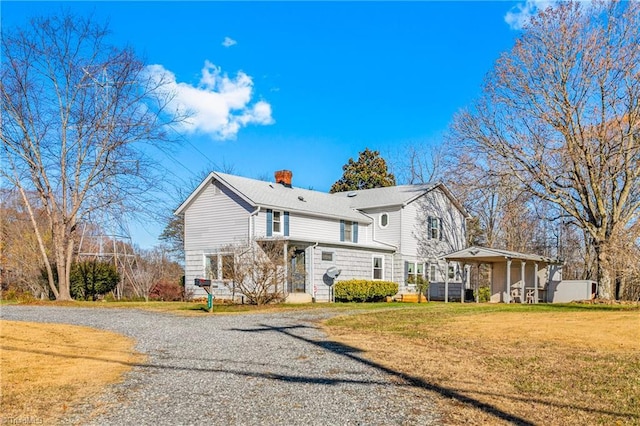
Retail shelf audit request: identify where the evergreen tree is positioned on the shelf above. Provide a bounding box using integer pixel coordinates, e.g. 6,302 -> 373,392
329,148 -> 396,193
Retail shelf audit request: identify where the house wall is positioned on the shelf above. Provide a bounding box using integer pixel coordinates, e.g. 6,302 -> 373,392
253,210 -> 372,245
402,188 -> 467,260
310,244 -> 393,302
359,207 -> 402,250
183,180 -> 253,298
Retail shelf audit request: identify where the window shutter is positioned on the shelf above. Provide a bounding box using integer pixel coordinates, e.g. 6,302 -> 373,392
284,211 -> 289,236
266,209 -> 273,236
427,216 -> 433,239
439,218 -> 443,241
340,220 -> 345,242
404,261 -> 409,280
353,222 -> 358,243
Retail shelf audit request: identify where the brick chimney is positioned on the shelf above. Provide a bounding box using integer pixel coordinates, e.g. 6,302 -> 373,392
274,170 -> 292,187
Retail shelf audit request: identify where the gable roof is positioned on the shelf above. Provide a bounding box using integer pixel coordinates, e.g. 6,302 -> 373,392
444,246 -> 561,264
175,172 -> 471,223
332,183 -> 471,218
175,172 -> 371,222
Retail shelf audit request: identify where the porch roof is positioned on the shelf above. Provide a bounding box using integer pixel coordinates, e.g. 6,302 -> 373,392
444,246 -> 560,264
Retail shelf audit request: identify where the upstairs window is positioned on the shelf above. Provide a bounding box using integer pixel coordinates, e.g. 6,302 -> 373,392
380,213 -> 389,228
340,220 -> 358,243
427,216 -> 442,240
273,211 -> 281,233
267,210 -> 289,236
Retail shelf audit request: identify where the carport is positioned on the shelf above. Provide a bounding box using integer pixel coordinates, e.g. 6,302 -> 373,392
444,246 -> 563,303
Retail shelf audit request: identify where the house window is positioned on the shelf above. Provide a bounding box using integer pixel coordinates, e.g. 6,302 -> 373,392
267,210 -> 289,237
321,251 -> 333,262
344,221 -> 352,241
429,264 -> 437,282
273,211 -> 282,234
340,220 -> 358,243
448,265 -> 455,280
372,256 -> 384,280
406,261 -> 426,284
205,255 -> 219,280
380,213 -> 389,228
427,216 -> 442,240
205,253 -> 234,281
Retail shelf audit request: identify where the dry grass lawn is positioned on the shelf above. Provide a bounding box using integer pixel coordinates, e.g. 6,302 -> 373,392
0,320 -> 144,424
325,304 -> 640,425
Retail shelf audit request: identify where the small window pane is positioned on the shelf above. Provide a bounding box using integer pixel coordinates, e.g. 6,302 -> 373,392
448,265 -> 455,279
344,221 -> 352,241
416,263 -> 424,274
430,265 -> 437,282
407,262 -> 415,274
273,211 -> 281,233
206,255 -> 218,280
222,255 -> 234,280
321,251 -> 333,261
381,213 -> 388,227
373,257 -> 383,280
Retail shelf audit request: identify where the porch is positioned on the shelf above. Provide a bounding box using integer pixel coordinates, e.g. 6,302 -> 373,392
443,246 -> 563,303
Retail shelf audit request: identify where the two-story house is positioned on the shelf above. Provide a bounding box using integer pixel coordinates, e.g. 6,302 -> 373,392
175,170 -> 470,302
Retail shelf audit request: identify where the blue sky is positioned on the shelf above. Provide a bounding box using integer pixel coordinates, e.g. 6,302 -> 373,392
2,1 -> 543,248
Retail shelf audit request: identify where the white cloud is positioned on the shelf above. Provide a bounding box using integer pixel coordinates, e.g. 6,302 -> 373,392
222,36 -> 237,48
146,61 -> 274,140
504,0 -> 560,30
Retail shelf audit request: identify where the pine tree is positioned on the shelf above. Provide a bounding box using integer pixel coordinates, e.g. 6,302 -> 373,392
329,148 -> 396,193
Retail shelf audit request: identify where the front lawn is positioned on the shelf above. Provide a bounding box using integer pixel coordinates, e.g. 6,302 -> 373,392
324,302 -> 640,425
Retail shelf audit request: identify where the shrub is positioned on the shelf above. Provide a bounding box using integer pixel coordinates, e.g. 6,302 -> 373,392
70,260 -> 119,301
478,285 -> 491,302
334,279 -> 398,302
150,280 -> 184,301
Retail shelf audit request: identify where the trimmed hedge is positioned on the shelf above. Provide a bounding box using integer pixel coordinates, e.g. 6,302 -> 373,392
334,279 -> 399,302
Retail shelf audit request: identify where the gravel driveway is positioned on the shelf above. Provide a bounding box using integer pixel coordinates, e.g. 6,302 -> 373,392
1,306 -> 438,425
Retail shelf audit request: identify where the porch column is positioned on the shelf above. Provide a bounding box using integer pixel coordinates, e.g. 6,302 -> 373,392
476,264 -> 481,303
444,261 -> 449,303
283,241 -> 289,296
506,258 -> 512,303
534,262 -> 539,303
463,264 -> 471,303
520,260 -> 526,304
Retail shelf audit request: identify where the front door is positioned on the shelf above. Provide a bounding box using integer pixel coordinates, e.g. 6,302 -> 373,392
289,249 -> 306,293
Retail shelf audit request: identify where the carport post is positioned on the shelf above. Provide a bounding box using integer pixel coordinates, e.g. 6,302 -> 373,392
521,261 -> 526,304
444,261 -> 449,303
534,262 -> 539,303
506,258 -> 512,303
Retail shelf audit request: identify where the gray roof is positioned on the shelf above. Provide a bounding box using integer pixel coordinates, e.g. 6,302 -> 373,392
176,172 -> 469,222
444,246 -> 561,264
210,172 -> 370,222
331,184 -> 437,209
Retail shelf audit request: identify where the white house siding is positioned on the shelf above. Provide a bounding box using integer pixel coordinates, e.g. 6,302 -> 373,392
402,189 -> 467,260
253,210 -> 372,244
360,207 -> 402,250
183,181 -> 253,299
310,245 -> 393,302
184,181 -> 253,251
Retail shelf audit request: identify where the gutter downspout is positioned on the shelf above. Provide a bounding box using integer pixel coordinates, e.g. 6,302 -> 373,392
311,242 -> 319,301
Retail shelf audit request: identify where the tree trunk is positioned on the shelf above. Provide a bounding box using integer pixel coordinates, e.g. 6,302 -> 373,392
595,241 -> 613,300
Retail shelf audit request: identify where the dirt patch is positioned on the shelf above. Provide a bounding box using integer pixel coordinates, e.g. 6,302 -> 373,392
0,320 -> 144,424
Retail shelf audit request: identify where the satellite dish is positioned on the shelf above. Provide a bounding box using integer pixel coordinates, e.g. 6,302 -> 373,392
326,266 -> 341,279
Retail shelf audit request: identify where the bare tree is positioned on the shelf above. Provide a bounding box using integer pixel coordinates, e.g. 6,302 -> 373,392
449,1 -> 640,299
221,239 -> 287,305
1,14 -> 181,300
